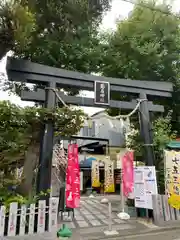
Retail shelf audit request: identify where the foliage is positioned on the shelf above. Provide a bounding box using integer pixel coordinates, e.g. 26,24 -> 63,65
0,100 -> 85,165
13,0 -> 110,76
1,0 -> 111,95
152,113 -> 176,192
126,126 -> 143,158
126,113 -> 176,193
1,0 -> 110,75
102,0 -> 180,81
0,171 -> 23,202
98,0 -> 180,193
0,189 -> 51,209
0,0 -> 110,200
0,0 -> 36,60
153,112 -> 176,156
101,0 -> 180,127
0,100 -> 85,195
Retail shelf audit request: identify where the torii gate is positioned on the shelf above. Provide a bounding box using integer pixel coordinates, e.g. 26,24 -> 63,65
6,57 -> 173,196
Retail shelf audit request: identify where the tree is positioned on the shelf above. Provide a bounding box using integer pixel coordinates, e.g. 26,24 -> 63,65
1,0 -> 111,95
126,113 -> 176,193
0,0 -> 111,200
101,0 -> 180,129
0,100 -> 85,196
102,0 -> 180,81
14,0 -> 110,73
0,0 -> 36,60
0,0 -> 111,198
0,0 -> 110,71
100,0 -> 179,194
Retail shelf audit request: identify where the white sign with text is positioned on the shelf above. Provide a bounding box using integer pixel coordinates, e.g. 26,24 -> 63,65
134,166 -> 158,209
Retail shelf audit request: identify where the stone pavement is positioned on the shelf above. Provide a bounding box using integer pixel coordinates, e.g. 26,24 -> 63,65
62,198 -> 126,229
58,197 -> 148,239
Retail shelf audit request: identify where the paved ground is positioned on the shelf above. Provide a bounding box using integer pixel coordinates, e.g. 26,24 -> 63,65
61,198 -> 127,229
58,197 -> 147,239
3,194 -> 180,240
1,196 -> 149,240
95,229 -> 180,240
3,228 -> 180,240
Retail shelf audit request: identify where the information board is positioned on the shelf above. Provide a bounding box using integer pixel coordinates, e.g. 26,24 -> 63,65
134,166 -> 158,209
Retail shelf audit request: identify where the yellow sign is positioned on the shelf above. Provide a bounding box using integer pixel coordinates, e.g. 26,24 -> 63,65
164,150 -> 180,209
164,150 -> 180,195
104,160 -> 115,193
168,194 -> 180,209
91,161 -> 100,187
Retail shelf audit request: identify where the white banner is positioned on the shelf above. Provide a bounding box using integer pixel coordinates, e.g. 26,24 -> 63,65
134,166 -> 158,209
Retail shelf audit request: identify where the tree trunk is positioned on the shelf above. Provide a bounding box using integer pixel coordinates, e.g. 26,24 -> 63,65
17,144 -> 39,196
0,46 -> 9,60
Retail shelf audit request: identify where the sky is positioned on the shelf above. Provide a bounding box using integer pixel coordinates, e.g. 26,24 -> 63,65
0,0 -> 180,115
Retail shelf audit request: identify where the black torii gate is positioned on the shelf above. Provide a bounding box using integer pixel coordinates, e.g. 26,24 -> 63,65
6,57 -> 173,197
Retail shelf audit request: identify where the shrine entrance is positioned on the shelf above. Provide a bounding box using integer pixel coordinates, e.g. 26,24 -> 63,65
6,57 -> 173,199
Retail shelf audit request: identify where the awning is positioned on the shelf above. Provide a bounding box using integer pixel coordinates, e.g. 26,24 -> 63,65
79,157 -> 97,168
166,141 -> 180,149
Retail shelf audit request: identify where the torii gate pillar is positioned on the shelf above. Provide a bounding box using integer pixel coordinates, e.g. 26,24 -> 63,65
139,92 -> 154,166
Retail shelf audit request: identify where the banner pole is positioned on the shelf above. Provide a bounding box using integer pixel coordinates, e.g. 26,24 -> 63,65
104,201 -> 118,236
101,157 -> 109,204
120,166 -> 125,212
108,202 -> 112,231
117,151 -> 131,220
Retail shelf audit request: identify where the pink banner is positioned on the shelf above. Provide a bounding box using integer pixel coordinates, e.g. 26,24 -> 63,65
65,144 -> 80,208
122,151 -> 134,197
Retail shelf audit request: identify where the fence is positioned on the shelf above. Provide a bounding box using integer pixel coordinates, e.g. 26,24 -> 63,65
0,197 -> 59,237
152,194 -> 180,226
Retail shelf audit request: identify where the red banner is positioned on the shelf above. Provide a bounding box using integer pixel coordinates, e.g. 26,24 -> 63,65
65,144 -> 80,208
122,151 -> 134,197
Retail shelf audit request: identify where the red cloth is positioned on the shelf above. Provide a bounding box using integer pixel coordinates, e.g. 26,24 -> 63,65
65,144 -> 80,208
122,151 -> 134,196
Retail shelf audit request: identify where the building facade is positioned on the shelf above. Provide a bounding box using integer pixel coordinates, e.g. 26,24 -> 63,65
61,111 -> 130,194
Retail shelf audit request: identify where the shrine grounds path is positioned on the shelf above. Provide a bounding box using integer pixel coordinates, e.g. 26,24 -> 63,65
2,196 -> 180,240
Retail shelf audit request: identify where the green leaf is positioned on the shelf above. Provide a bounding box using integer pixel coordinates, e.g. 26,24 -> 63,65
0,100 -> 85,196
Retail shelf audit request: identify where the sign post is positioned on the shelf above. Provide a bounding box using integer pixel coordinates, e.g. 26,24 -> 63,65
104,202 -> 118,236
